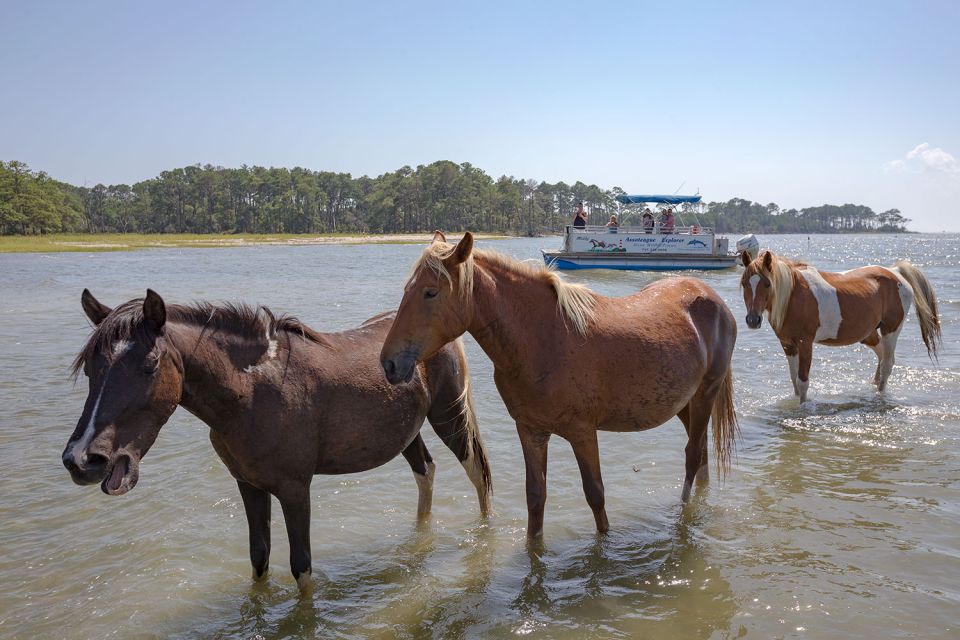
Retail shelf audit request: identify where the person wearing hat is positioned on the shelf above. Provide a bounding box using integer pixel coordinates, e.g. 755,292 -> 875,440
642,209 -> 654,233
572,201 -> 587,229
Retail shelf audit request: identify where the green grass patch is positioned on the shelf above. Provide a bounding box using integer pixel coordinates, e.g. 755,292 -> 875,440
0,232 -> 508,254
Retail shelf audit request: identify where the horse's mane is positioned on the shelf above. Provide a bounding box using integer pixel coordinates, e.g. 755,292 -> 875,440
72,300 -> 326,376
411,241 -> 596,335
756,251 -> 805,331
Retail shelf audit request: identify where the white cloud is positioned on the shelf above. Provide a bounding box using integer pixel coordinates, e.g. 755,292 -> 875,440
884,143 -> 960,175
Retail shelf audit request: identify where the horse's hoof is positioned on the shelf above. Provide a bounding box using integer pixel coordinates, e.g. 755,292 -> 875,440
295,571 -> 313,593
695,464 -> 710,483
680,480 -> 692,503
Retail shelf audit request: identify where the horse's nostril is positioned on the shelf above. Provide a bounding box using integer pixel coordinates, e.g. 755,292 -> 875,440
62,454 -> 78,471
382,359 -> 395,376
85,453 -> 108,470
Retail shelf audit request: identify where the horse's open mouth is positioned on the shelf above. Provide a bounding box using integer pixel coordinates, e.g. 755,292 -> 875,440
101,455 -> 138,496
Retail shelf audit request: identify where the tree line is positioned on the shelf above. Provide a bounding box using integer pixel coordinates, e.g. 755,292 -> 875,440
1,159 -> 910,236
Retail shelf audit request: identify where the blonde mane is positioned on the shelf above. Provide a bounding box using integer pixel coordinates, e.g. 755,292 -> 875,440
759,251 -> 797,331
411,242 -> 597,335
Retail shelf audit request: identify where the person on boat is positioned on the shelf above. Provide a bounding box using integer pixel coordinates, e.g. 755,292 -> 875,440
660,208 -> 675,234
642,210 -> 654,233
572,202 -> 587,229
605,214 -> 618,233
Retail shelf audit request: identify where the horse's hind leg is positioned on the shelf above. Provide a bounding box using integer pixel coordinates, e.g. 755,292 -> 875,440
678,378 -> 723,503
677,406 -> 709,485
877,324 -> 903,392
237,480 -> 271,580
861,331 -> 883,387
401,433 -> 436,518
569,431 -> 609,533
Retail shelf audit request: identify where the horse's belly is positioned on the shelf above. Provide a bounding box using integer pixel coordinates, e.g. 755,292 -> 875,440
598,392 -> 693,432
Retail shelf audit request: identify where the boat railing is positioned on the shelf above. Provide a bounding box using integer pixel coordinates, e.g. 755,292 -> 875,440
566,224 -> 715,235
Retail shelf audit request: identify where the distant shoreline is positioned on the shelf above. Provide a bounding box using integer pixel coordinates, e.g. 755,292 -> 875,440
0,232 -> 510,254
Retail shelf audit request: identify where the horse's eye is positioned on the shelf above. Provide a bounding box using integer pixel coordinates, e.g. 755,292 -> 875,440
143,355 -> 159,374
424,288 -> 439,300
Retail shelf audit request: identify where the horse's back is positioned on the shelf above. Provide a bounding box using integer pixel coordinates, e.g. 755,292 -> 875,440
277,315 -> 433,474
553,277 -> 735,432
811,266 -> 909,344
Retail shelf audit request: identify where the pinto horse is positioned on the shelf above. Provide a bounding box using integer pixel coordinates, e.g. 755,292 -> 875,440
739,250 -> 941,402
380,232 -> 738,538
62,290 -> 492,590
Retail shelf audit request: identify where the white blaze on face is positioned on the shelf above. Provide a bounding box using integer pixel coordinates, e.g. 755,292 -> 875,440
748,274 -> 760,304
69,342 -> 130,464
69,367 -> 112,464
798,267 -> 842,342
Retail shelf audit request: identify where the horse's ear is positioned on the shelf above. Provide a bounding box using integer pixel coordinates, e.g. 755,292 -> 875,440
761,250 -> 773,270
450,232 -> 473,266
142,289 -> 166,332
81,289 -> 112,325
432,230 -> 447,244
740,251 -> 752,268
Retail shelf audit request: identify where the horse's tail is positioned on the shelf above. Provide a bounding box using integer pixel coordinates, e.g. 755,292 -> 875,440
456,373 -> 493,502
711,367 -> 739,478
893,260 -> 942,360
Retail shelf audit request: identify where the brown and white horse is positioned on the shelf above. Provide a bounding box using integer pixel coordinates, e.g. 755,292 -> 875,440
380,232 -> 738,538
739,250 -> 941,402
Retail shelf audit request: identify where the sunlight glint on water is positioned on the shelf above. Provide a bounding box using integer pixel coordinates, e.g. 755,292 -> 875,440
0,234 -> 957,639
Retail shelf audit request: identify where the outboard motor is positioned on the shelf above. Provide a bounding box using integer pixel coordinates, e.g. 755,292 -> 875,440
736,234 -> 760,262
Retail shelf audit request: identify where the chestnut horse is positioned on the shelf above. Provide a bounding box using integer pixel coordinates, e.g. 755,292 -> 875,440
380,232 -> 738,538
62,290 -> 492,590
739,250 -> 941,402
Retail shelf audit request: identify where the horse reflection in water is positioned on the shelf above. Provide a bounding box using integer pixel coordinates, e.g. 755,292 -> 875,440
61,289 -> 492,590
739,250 -> 941,403
381,232 -> 739,538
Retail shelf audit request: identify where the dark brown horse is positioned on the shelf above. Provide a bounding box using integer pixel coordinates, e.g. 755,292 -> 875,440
62,289 -> 492,590
380,232 -> 738,538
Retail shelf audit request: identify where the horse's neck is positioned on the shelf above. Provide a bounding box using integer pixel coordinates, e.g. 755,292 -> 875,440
468,261 -> 562,378
167,322 -> 257,430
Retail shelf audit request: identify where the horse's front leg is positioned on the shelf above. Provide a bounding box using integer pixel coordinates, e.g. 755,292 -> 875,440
401,432 -> 436,519
278,482 -> 313,591
517,424 -> 551,538
797,339 -> 813,403
569,430 -> 609,533
780,341 -> 800,396
237,480 -> 271,580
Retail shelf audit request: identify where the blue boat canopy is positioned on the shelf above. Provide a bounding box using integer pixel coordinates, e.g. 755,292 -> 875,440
615,194 -> 702,205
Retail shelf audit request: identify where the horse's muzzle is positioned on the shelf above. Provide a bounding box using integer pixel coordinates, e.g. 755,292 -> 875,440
745,314 -> 762,329
381,353 -> 417,385
62,447 -> 109,485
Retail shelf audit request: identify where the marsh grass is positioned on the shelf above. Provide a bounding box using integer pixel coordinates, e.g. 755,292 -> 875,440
0,233 -> 508,254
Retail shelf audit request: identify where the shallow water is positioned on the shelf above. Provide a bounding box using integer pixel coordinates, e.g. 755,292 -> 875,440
0,234 -> 957,639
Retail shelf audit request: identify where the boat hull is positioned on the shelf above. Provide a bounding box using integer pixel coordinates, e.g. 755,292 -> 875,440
542,250 -> 737,271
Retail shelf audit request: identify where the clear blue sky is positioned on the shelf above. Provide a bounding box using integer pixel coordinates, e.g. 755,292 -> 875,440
2,1 -> 958,231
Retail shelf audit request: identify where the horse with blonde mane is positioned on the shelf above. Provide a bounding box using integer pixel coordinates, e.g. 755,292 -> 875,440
739,250 -> 941,402
380,232 -> 738,538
